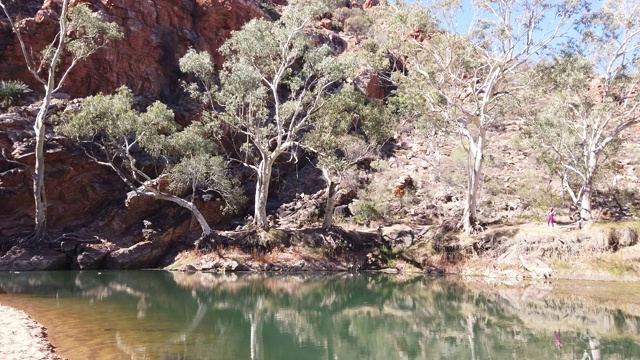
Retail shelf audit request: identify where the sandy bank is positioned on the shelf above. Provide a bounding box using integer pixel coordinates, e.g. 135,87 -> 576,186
0,304 -> 65,360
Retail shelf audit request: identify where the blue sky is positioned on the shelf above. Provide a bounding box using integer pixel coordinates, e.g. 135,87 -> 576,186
431,0 -> 599,57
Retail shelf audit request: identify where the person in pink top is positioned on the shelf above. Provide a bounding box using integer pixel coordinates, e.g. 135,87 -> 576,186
547,207 -> 555,227
554,330 -> 563,349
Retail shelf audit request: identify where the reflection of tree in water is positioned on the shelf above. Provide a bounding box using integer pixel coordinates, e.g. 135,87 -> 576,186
1,271 -> 640,359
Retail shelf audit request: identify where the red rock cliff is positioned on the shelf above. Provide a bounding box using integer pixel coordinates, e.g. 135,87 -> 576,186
0,0 -> 266,99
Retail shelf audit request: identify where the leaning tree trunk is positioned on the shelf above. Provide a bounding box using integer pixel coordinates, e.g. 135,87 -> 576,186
139,188 -> 212,237
462,133 -> 485,234
254,158 -> 274,230
105,165 -> 213,248
143,189 -> 212,250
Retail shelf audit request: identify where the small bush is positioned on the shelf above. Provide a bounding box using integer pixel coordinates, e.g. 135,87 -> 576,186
333,7 -> 357,23
352,200 -> 383,224
344,15 -> 372,36
370,159 -> 388,171
0,80 -> 31,106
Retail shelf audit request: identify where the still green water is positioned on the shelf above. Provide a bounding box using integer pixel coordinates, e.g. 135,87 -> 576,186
1,271 -> 639,360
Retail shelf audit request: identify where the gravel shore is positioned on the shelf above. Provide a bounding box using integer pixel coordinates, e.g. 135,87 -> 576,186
0,304 -> 65,360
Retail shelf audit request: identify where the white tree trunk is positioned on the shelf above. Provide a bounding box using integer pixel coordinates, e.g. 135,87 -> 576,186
580,149 -> 599,220
254,158 -> 273,230
108,166 -> 213,247
462,132 -> 485,234
30,0 -> 69,239
33,100 -> 49,238
467,314 -> 478,360
249,312 -> 263,360
135,187 -> 212,237
322,179 -> 338,231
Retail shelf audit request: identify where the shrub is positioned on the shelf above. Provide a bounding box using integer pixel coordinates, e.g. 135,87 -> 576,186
352,200 -> 383,224
333,7 -> 356,23
344,15 -> 372,36
0,80 -> 31,106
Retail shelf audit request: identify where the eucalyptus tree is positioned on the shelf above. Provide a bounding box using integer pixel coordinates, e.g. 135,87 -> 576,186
59,87 -> 244,244
530,0 -> 640,221
0,0 -> 122,239
306,84 -> 391,229
180,0 -> 349,230
379,0 -> 586,233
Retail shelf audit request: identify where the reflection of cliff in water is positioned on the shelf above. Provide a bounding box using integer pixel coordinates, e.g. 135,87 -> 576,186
1,271 -> 639,360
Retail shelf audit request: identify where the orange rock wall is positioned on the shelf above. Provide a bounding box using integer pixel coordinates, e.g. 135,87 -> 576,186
0,0 -> 265,99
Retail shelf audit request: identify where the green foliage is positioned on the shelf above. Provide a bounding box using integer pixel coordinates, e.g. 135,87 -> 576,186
332,7 -> 358,23
217,14 -> 350,153
65,4 -> 123,57
180,0 -> 356,228
352,201 -> 383,224
40,3 -> 123,66
179,48 -> 217,105
179,48 -> 214,83
182,0 -> 351,159
354,39 -> 392,73
59,86 -> 245,213
370,159 -> 388,172
577,0 -> 640,76
168,154 -> 247,214
344,14 -> 372,36
165,121 -> 218,157
527,50 -> 638,210
59,86 -> 177,151
306,84 -> 391,171
532,56 -> 594,93
0,80 -> 30,106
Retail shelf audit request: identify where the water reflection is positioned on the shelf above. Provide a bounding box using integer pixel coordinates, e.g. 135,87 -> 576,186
0,271 -> 639,360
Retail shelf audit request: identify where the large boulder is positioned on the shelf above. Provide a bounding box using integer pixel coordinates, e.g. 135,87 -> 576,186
103,217 -> 188,269
614,227 -> 638,248
0,247 -> 68,270
353,70 -> 385,100
381,224 -> 415,249
75,244 -> 111,269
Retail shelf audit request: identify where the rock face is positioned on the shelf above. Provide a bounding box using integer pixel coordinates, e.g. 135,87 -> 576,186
0,247 -> 67,271
0,0 -> 265,270
0,109 -> 127,239
353,70 -> 386,100
0,0 -> 266,100
0,106 -> 231,270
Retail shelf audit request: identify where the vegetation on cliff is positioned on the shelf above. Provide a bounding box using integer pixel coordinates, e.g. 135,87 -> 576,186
1,0 -> 122,239
0,0 -> 638,275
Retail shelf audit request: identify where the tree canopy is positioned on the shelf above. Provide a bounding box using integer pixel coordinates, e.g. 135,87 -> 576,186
59,86 -> 245,240
180,0 -> 358,230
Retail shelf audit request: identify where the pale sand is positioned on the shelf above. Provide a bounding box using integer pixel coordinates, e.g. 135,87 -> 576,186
0,304 -> 65,360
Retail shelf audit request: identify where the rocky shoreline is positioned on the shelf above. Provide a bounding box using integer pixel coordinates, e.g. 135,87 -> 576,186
0,304 -> 64,360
